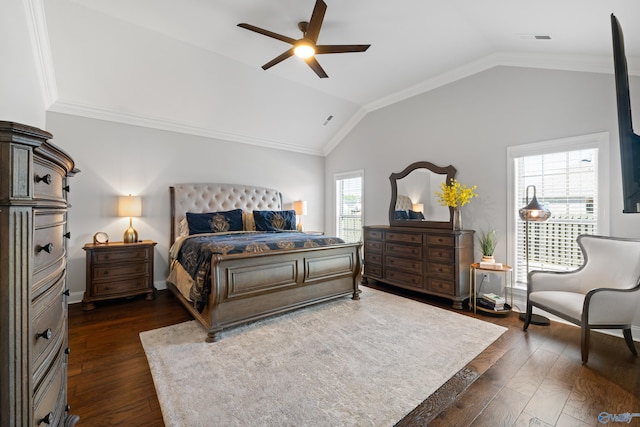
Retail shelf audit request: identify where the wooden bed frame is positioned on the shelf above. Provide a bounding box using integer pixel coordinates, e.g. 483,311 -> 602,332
167,183 -> 362,342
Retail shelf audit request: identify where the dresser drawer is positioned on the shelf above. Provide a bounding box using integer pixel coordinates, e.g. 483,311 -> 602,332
386,242 -> 422,259
33,349 -> 65,427
364,252 -> 382,265
92,246 -> 151,264
93,261 -> 150,282
385,269 -> 423,288
364,228 -> 383,240
428,262 -> 454,278
364,264 -> 382,278
31,275 -> 65,387
427,278 -> 455,295
427,246 -> 453,261
426,234 -> 454,247
365,240 -> 383,253
386,256 -> 422,273
94,277 -> 151,297
34,211 -> 66,273
33,157 -> 66,202
385,231 -> 422,244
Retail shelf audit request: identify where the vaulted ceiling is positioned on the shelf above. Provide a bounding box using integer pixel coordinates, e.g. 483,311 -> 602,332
39,0 -> 640,156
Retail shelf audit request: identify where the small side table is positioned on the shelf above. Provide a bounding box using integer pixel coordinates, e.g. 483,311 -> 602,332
82,240 -> 157,310
469,263 -> 513,315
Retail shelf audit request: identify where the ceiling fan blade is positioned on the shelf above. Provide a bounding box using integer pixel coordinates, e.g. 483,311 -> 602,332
238,23 -> 296,45
262,48 -> 295,70
305,0 -> 327,43
304,56 -> 328,78
315,44 -> 371,54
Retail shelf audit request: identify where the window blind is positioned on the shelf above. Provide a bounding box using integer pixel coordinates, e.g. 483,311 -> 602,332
514,148 -> 598,285
335,172 -> 363,243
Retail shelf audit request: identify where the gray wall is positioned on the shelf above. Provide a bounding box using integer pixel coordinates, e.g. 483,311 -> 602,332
46,112 -> 325,302
325,65 -> 640,328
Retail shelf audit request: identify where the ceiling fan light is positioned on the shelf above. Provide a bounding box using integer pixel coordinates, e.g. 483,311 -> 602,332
294,41 -> 315,58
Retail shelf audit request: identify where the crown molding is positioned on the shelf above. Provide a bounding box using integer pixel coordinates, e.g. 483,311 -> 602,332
48,99 -> 325,157
24,0 -> 57,109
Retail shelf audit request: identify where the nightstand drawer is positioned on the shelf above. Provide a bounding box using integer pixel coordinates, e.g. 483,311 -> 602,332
93,261 -> 149,281
93,246 -> 151,264
94,277 -> 151,296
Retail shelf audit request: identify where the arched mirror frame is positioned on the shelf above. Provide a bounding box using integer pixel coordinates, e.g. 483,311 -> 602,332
389,161 -> 457,229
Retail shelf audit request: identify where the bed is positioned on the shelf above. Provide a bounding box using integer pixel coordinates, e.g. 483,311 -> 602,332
166,183 -> 362,342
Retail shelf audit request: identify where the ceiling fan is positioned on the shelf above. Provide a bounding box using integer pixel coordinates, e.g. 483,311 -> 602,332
237,0 -> 370,78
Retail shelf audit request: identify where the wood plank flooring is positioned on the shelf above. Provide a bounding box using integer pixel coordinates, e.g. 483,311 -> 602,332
67,284 -> 640,426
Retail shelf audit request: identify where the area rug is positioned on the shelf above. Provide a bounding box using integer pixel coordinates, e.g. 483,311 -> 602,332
140,287 -> 506,426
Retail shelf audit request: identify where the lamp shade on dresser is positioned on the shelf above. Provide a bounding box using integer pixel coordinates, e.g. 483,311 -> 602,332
0,121 -> 79,426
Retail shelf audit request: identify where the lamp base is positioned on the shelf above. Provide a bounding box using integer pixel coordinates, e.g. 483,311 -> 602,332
519,312 -> 551,326
123,227 -> 138,243
296,223 -> 304,232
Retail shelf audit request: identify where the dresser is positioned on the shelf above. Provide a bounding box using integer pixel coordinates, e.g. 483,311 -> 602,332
0,121 -> 79,426
82,241 -> 156,310
362,225 -> 474,309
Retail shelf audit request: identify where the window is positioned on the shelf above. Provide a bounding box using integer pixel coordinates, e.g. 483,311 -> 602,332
335,171 -> 363,243
507,133 -> 609,287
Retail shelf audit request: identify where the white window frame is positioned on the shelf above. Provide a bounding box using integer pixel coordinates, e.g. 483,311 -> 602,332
334,170 -> 364,243
506,132 -> 610,289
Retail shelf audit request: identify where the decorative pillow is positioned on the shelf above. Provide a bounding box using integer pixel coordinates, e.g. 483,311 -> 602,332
253,210 -> 297,231
394,210 -> 409,220
408,210 -> 425,220
186,209 -> 244,234
179,217 -> 189,237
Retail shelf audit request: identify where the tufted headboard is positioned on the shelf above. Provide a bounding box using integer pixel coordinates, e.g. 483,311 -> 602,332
170,183 -> 283,245
395,194 -> 413,211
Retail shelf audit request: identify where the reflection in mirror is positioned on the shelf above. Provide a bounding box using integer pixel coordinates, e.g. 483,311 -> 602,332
389,161 -> 456,229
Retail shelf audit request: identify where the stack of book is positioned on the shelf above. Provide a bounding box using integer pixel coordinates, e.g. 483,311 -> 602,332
476,292 -> 507,311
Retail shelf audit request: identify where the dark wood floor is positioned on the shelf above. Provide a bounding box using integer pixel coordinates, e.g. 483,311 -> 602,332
67,285 -> 640,426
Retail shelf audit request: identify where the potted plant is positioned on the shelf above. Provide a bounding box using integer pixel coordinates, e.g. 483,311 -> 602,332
478,229 -> 498,262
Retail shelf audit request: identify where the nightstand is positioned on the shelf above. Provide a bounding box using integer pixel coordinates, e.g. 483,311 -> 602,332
82,240 -> 157,310
469,263 -> 513,315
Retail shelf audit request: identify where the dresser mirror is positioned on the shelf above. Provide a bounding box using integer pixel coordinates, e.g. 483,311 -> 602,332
389,161 -> 457,229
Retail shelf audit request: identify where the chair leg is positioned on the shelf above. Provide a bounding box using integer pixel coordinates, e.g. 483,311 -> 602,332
623,328 -> 638,356
581,326 -> 590,364
522,301 -> 532,331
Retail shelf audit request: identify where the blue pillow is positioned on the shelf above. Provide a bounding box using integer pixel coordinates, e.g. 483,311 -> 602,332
253,210 -> 297,231
408,210 -> 425,220
394,210 -> 409,220
186,209 -> 244,234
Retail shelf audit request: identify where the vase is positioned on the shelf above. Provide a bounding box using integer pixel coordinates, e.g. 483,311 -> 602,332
453,207 -> 463,230
482,255 -> 495,263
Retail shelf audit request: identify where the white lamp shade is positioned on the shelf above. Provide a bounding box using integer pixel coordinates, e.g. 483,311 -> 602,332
412,203 -> 424,213
293,200 -> 308,216
118,195 -> 142,217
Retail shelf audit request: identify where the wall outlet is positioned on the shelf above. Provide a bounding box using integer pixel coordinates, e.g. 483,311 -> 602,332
483,273 -> 490,283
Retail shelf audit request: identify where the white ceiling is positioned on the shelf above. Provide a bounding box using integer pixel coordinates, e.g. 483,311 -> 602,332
39,0 -> 640,156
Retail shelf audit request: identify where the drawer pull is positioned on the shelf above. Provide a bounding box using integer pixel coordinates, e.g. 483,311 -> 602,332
38,328 -> 53,340
65,347 -> 71,355
37,243 -> 54,253
63,289 -> 70,296
64,184 -> 70,192
36,174 -> 52,185
64,231 -> 71,239
39,412 -> 53,425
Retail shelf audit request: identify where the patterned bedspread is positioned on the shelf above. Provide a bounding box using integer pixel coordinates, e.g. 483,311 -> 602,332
174,231 -> 345,311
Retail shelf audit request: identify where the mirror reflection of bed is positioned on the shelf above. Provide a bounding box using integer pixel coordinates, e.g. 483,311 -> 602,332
389,161 -> 456,229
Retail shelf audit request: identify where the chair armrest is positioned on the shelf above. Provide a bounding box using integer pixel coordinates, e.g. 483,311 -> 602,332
585,285 -> 640,325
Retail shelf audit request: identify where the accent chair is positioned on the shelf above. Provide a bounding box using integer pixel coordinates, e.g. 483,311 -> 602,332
522,234 -> 640,364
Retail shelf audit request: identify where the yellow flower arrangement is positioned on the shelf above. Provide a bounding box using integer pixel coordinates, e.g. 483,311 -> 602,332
435,178 -> 478,208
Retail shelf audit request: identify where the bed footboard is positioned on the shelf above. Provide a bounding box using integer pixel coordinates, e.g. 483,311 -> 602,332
169,243 -> 362,342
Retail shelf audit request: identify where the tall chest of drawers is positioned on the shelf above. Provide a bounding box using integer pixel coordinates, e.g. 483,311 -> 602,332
0,122 -> 79,426
362,225 -> 474,309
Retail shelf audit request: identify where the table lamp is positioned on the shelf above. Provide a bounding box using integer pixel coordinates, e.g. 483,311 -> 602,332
118,194 -> 142,243
294,200 -> 307,231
